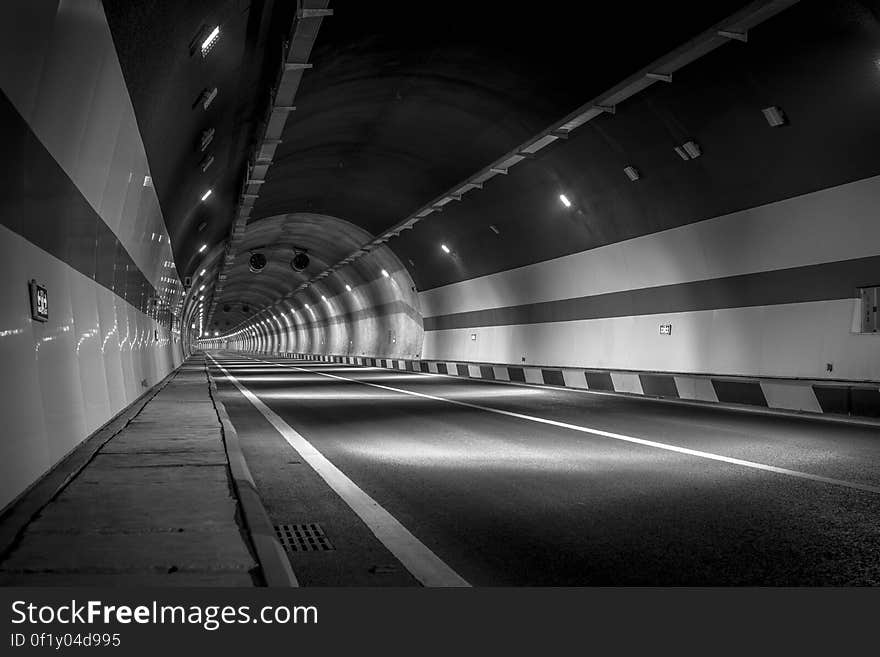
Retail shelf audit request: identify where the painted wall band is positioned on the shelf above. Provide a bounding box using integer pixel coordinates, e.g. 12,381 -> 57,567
0,91 -> 159,317
423,255 -> 880,331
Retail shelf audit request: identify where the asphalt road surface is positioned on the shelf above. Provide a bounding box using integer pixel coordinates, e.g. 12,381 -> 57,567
208,353 -> 880,586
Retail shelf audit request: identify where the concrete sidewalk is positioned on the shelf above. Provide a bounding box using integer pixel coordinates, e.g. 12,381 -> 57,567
0,356 -> 259,586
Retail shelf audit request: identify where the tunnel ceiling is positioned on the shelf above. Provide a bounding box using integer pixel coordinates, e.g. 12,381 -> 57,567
393,0 -> 880,289
103,0 -> 752,323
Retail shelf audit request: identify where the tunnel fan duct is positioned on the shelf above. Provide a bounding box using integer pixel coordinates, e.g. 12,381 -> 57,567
249,252 -> 268,273
291,252 -> 310,272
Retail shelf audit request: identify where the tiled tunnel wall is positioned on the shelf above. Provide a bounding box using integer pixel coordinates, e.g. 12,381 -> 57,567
0,0 -> 184,510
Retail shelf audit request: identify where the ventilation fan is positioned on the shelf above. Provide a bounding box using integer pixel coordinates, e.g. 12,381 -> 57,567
249,252 -> 267,273
290,251 -> 310,272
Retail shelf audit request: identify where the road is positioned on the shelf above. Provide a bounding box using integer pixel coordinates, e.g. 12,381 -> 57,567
207,352 -> 880,586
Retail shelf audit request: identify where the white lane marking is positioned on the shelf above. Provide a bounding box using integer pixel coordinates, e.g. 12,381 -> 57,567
242,355 -> 880,497
207,355 -> 470,588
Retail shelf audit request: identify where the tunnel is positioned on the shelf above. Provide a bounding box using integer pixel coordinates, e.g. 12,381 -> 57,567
1,0 -> 880,600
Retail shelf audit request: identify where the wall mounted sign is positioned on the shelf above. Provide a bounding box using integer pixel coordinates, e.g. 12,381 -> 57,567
659,323 -> 672,335
29,280 -> 48,322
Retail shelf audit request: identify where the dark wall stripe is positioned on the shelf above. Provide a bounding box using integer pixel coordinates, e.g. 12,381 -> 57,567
456,363 -> 469,377
436,363 -> 448,374
0,91 -> 159,317
585,371 -> 614,391
712,379 -> 768,407
479,365 -> 495,380
508,367 -> 526,383
423,256 -> 880,331
639,374 -> 679,398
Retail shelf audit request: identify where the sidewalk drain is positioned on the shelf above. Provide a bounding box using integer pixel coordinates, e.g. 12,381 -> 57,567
274,523 -> 335,552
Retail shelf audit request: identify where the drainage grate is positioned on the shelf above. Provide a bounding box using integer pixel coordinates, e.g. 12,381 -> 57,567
274,523 -> 335,552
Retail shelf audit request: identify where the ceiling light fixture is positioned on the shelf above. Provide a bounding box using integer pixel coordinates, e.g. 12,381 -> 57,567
201,189 -> 212,201
345,284 -> 352,292
674,141 -> 703,161
198,244 -> 207,253
200,26 -> 220,56
559,194 -> 572,208
682,141 -> 701,159
381,269 -> 389,278
762,106 -> 787,127
441,244 -> 451,254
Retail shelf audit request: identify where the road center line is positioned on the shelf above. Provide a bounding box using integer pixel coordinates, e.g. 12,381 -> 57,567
207,354 -> 471,588
243,355 -> 880,497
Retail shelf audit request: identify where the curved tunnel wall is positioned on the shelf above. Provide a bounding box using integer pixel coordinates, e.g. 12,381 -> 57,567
0,1 -> 184,510
201,243 -> 423,358
197,213 -> 423,358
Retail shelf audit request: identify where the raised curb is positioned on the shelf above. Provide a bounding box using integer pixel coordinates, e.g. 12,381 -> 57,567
205,358 -> 299,587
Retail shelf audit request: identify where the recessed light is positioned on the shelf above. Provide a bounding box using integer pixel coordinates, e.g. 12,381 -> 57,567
441,244 -> 450,254
345,284 -> 352,292
623,166 -> 641,181
559,194 -> 572,208
201,189 -> 212,201
201,26 -> 220,56
200,269 -> 206,276
762,106 -> 787,127
682,141 -> 701,159
381,269 -> 389,277
198,244 -> 207,253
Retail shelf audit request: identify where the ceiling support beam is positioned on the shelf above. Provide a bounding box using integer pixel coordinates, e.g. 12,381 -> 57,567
205,0 -> 331,329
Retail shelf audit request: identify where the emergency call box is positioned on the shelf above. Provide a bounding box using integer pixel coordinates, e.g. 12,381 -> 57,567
29,280 -> 48,322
